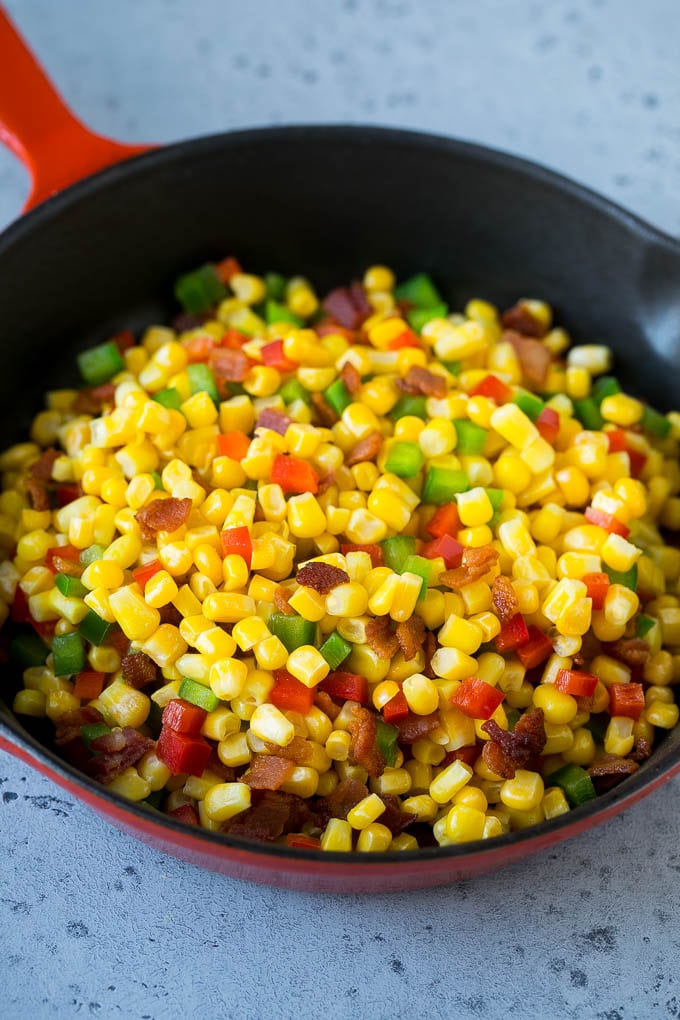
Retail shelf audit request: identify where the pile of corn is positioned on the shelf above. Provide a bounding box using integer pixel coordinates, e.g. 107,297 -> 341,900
1,257 -> 679,855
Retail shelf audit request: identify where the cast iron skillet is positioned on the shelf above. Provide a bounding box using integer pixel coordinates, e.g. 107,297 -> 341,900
0,9 -> 679,892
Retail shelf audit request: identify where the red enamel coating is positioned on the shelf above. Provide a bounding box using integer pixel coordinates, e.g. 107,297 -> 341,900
0,7 -> 151,209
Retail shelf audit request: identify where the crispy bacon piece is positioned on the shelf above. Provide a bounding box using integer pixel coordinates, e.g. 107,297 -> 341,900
345,429 -> 383,466
587,754 -> 640,792
172,310 -> 213,331
314,690 -> 341,721
380,794 -> 414,835
481,707 -> 546,779
72,382 -> 117,415
223,790 -> 312,841
604,637 -> 650,668
630,735 -> 653,762
317,470 -> 336,495
310,390 -> 338,426
322,284 -> 371,330
273,586 -> 296,616
54,706 -> 105,746
257,407 -> 292,436
85,727 -> 154,784
121,652 -> 158,689
347,703 -> 385,777
501,303 -> 548,338
264,736 -> 315,765
397,365 -> 447,398
209,347 -> 251,388
135,497 -> 192,541
440,546 -> 499,589
29,448 -> 60,481
422,630 -> 437,679
24,476 -> 51,511
244,754 -> 296,790
296,562 -> 349,594
395,712 -> 439,744
322,778 -> 369,821
504,329 -> 551,388
365,617 -> 400,660
339,361 -> 362,396
492,575 -> 519,624
395,615 -> 426,661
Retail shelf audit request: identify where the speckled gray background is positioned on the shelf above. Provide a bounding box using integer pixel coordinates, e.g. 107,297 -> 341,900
1,1 -> 680,1018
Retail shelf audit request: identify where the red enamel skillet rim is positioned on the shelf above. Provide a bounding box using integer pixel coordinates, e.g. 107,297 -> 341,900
1,7 -> 680,888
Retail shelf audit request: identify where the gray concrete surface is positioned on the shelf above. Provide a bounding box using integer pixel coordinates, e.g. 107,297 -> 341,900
1,1 -> 680,1017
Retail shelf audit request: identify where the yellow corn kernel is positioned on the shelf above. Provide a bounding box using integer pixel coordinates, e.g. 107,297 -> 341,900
533,684 -> 578,725
445,804 -> 486,843
215,731 -> 250,768
320,581 -> 366,619
286,493 -> 327,539
429,760 -> 473,804
286,646 -> 329,688
604,716 -> 635,756
346,793 -> 386,831
249,703 -> 295,747
80,559 -> 124,591
98,680 -> 150,729
321,817 -> 353,852
200,706 -> 241,743
353,822 -> 391,852
143,570 -> 179,609
562,727 -> 597,766
646,700 -> 680,729
600,392 -> 643,426
13,688 -> 47,717
490,403 -> 538,448
44,688 -> 80,722
325,729 -> 352,762
542,787 -> 570,820
500,769 -> 544,811
542,722 -> 575,755
108,586 -> 161,641
209,658 -> 248,700
372,679 -> 400,711
18,565 -> 52,597
202,592 -> 256,623
402,674 -> 439,716
603,584 -> 639,627
438,614 -> 483,655
363,265 -> 395,292
456,487 -> 493,527
200,781 -> 251,822
87,645 -> 121,673
230,615 -> 270,652
601,533 -> 641,573
254,635 -> 288,671
497,518 -> 536,559
140,624 -> 187,668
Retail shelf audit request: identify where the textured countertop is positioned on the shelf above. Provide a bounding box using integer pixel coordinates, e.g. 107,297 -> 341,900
1,2 -> 680,1017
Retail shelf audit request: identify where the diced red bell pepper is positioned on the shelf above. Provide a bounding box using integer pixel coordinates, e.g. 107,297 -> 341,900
536,406 -> 560,444
56,483 -> 81,507
388,329 -> 421,350
582,571 -> 610,611
45,544 -> 81,574
470,374 -> 512,404
73,671 -> 106,701
451,678 -> 505,720
112,329 -> 136,352
420,534 -> 465,569
382,689 -> 410,724
627,448 -> 647,479
220,328 -> 250,350
162,697 -> 208,735
584,506 -> 630,538
261,339 -> 298,373
608,682 -> 645,720
11,586 -> 31,624
269,669 -> 315,715
169,803 -> 200,826
554,668 -> 599,697
132,559 -> 164,588
441,744 -> 482,767
271,454 -> 319,495
220,525 -> 253,567
215,256 -> 243,284
216,430 -> 251,461
606,427 -> 628,453
319,671 -> 369,706
426,502 -> 461,539
515,625 -> 554,669
157,726 -> 212,776
340,543 -> 383,567
182,333 -> 215,363
286,833 -> 322,849
495,613 -> 530,653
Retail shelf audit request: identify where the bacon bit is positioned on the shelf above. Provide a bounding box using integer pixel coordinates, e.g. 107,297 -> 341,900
481,707 -> 546,779
604,637 -> 650,668
29,448 -> 60,481
121,652 -> 158,689
223,790 -> 312,841
422,630 -> 437,679
395,615 -> 426,661
135,497 -> 192,541
243,754 -> 296,790
159,602 -> 183,628
273,586 -> 296,616
314,689 -> 341,721
296,562 -> 349,594
440,546 -> 499,589
339,361 -> 362,396
311,391 -> 339,426
257,407 -> 292,435
316,320 -> 358,342
630,735 -> 653,762
345,429 -> 383,467
263,736 -> 314,765
209,347 -> 251,389
380,794 -> 414,835
504,330 -> 551,388
365,617 -> 400,660
317,470 -> 336,495
397,365 -> 447,398
347,703 -> 385,777
24,476 -> 50,511
492,575 -> 520,624
86,727 -> 154,784
587,754 -> 640,792
72,382 -> 117,415
172,310 -> 213,332
323,778 -> 369,821
395,712 -> 439,744
501,303 -> 548,338
322,284 -> 371,330
54,706 -> 105,746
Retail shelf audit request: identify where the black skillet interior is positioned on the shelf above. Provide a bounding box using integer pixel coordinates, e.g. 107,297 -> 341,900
0,125 -> 679,841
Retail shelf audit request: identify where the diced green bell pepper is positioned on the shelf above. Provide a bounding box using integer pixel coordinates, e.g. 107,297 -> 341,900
178,677 -> 219,713
323,379 -> 352,417
81,722 -> 111,748
186,364 -> 219,403
52,632 -> 86,677
590,376 -> 621,405
376,719 -> 399,767
513,389 -> 545,421
80,544 -> 106,566
384,441 -> 425,478
642,405 -> 671,439
174,264 -> 226,314
453,419 -> 488,454
380,536 -> 417,573
604,563 -> 638,591
54,573 -> 87,599
547,763 -> 597,807
78,609 -> 114,646
77,341 -> 125,386
319,631 -> 352,670
265,299 -> 303,326
279,378 -> 311,406
390,395 -> 428,421
573,397 -> 604,431
394,273 -> 443,309
422,466 -> 469,505
401,554 -> 432,600
268,613 -> 316,653
265,272 -> 287,301
407,303 -> 449,334
153,387 -> 183,410
10,631 -> 50,667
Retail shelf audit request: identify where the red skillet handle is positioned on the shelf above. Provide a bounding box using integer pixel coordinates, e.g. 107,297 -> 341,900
0,6 -> 152,211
